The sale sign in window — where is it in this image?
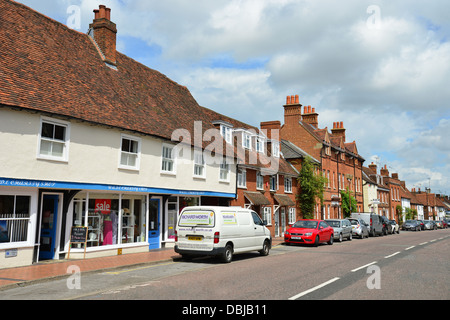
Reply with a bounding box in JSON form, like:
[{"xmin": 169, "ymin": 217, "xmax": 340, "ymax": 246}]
[{"xmin": 95, "ymin": 199, "xmax": 111, "ymax": 214}]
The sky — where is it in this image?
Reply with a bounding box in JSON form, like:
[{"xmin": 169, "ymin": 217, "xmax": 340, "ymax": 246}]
[{"xmin": 18, "ymin": 0, "xmax": 450, "ymax": 196}]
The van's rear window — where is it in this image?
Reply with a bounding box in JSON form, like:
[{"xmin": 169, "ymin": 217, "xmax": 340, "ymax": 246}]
[{"xmin": 179, "ymin": 211, "xmax": 215, "ymax": 227}]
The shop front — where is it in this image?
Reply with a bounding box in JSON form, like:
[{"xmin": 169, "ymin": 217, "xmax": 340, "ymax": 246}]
[{"xmin": 0, "ymin": 178, "xmax": 235, "ymax": 267}]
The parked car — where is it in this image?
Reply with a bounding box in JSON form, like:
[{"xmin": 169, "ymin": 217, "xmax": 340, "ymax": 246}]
[
  {"xmin": 417, "ymin": 220, "xmax": 425, "ymax": 230},
  {"xmin": 435, "ymin": 220, "xmax": 443, "ymax": 229},
  {"xmin": 380, "ymin": 216, "xmax": 393, "ymax": 235},
  {"xmin": 389, "ymin": 220, "xmax": 400, "ymax": 234},
  {"xmin": 442, "ymin": 220, "xmax": 448, "ymax": 228},
  {"xmin": 351, "ymin": 213, "xmax": 383, "ymax": 237},
  {"xmin": 285, "ymin": 219, "xmax": 334, "ymax": 246},
  {"xmin": 402, "ymin": 220, "xmax": 421, "ymax": 231},
  {"xmin": 348, "ymin": 218, "xmax": 370, "ymax": 239},
  {"xmin": 325, "ymin": 219, "xmax": 353, "ymax": 242},
  {"xmin": 423, "ymin": 220, "xmax": 437, "ymax": 230}
]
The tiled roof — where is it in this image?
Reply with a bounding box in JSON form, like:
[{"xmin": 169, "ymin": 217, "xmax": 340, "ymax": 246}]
[{"xmin": 0, "ymin": 0, "xmax": 251, "ymax": 146}]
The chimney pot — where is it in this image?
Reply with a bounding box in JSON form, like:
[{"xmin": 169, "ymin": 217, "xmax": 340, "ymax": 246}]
[
  {"xmin": 295, "ymin": 95, "xmax": 299, "ymax": 104},
  {"xmin": 312, "ymin": 107, "xmax": 315, "ymax": 113},
  {"xmin": 286, "ymin": 96, "xmax": 291, "ymax": 105},
  {"xmin": 90, "ymin": 5, "xmax": 117, "ymax": 65},
  {"xmin": 340, "ymin": 121, "xmax": 344, "ymax": 129},
  {"xmin": 99, "ymin": 5, "xmax": 106, "ymax": 19}
]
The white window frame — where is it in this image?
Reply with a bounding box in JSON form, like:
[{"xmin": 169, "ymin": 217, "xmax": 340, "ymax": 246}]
[
  {"xmin": 37, "ymin": 117, "xmax": 70, "ymax": 162},
  {"xmin": 119, "ymin": 134, "xmax": 141, "ymax": 170},
  {"xmin": 271, "ymin": 141, "xmax": 280, "ymax": 158},
  {"xmin": 243, "ymin": 132, "xmax": 252, "ymax": 150},
  {"xmin": 221, "ymin": 125, "xmax": 233, "ymax": 144},
  {"xmin": 237, "ymin": 168, "xmax": 247, "ymax": 188},
  {"xmin": 0, "ymin": 190, "xmax": 37, "ymax": 249},
  {"xmin": 219, "ymin": 159, "xmax": 230, "ymax": 183},
  {"xmin": 256, "ymin": 136, "xmax": 265, "ymax": 154},
  {"xmin": 193, "ymin": 151, "xmax": 206, "ymax": 179},
  {"xmin": 270, "ymin": 174, "xmax": 278, "ymax": 192},
  {"xmin": 256, "ymin": 171, "xmax": 264, "ymax": 190},
  {"xmin": 161, "ymin": 144, "xmax": 176, "ymax": 175},
  {"xmin": 284, "ymin": 177, "xmax": 292, "ymax": 193},
  {"xmin": 288, "ymin": 207, "xmax": 296, "ymax": 224},
  {"xmin": 263, "ymin": 206, "xmax": 272, "ymax": 226}
]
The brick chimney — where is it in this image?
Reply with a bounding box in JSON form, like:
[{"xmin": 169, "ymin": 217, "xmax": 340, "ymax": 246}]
[
  {"xmin": 302, "ymin": 105, "xmax": 319, "ymax": 128},
  {"xmin": 380, "ymin": 165, "xmax": 389, "ymax": 177},
  {"xmin": 283, "ymin": 95, "xmax": 302, "ymax": 127},
  {"xmin": 331, "ymin": 121, "xmax": 346, "ymax": 142},
  {"xmin": 260, "ymin": 121, "xmax": 281, "ymax": 141},
  {"xmin": 368, "ymin": 162, "xmax": 377, "ymax": 175},
  {"xmin": 89, "ymin": 5, "xmax": 117, "ymax": 65}
]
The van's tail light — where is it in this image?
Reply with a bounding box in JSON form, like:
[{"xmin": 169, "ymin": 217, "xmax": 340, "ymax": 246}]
[
  {"xmin": 175, "ymin": 230, "xmax": 178, "ymax": 242},
  {"xmin": 370, "ymin": 218, "xmax": 372, "ymax": 225},
  {"xmin": 214, "ymin": 232, "xmax": 220, "ymax": 244}
]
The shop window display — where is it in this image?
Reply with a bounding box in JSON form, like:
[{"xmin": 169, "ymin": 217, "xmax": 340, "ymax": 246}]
[{"xmin": 72, "ymin": 193, "xmax": 147, "ymax": 247}]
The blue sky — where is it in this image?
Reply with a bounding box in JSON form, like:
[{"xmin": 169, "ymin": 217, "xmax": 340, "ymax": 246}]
[{"xmin": 18, "ymin": 0, "xmax": 450, "ymax": 195}]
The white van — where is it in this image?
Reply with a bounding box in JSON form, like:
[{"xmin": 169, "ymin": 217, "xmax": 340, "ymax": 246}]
[
  {"xmin": 174, "ymin": 206, "xmax": 272, "ymax": 263},
  {"xmin": 351, "ymin": 212, "xmax": 383, "ymax": 237}
]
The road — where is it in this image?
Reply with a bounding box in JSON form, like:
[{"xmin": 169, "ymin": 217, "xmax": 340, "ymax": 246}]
[{"xmin": 1, "ymin": 229, "xmax": 449, "ymax": 302}]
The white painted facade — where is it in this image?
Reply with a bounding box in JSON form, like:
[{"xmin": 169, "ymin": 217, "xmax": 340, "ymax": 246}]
[{"xmin": 0, "ymin": 108, "xmax": 237, "ymax": 268}]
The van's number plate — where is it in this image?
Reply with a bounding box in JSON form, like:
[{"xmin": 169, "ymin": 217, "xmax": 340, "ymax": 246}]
[{"xmin": 188, "ymin": 236, "xmax": 203, "ymax": 241}]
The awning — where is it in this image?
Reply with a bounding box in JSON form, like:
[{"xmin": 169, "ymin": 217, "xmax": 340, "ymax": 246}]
[
  {"xmin": 274, "ymin": 194, "xmax": 295, "ymax": 207},
  {"xmin": 244, "ymin": 191, "xmax": 271, "ymax": 206}
]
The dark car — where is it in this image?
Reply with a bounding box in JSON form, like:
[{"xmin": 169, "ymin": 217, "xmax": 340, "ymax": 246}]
[
  {"xmin": 380, "ymin": 216, "xmax": 393, "ymax": 235},
  {"xmin": 416, "ymin": 220, "xmax": 425, "ymax": 230},
  {"xmin": 402, "ymin": 220, "xmax": 421, "ymax": 231}
]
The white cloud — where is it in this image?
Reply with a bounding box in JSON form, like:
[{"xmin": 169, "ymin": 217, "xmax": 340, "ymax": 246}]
[{"xmin": 16, "ymin": 0, "xmax": 450, "ymax": 194}]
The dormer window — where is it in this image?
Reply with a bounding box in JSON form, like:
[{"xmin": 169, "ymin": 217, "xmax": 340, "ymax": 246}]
[
  {"xmin": 272, "ymin": 141, "xmax": 280, "ymax": 158},
  {"xmin": 256, "ymin": 136, "xmax": 265, "ymax": 154},
  {"xmin": 221, "ymin": 125, "xmax": 233, "ymax": 144},
  {"xmin": 243, "ymin": 132, "xmax": 252, "ymax": 150}
]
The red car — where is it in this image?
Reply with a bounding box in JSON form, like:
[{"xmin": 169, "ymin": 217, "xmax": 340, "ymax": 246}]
[{"xmin": 285, "ymin": 219, "xmax": 334, "ymax": 246}]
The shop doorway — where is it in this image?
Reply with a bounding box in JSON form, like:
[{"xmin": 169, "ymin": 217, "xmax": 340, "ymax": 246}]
[
  {"xmin": 148, "ymin": 198, "xmax": 160, "ymax": 250},
  {"xmin": 39, "ymin": 194, "xmax": 60, "ymax": 260}
]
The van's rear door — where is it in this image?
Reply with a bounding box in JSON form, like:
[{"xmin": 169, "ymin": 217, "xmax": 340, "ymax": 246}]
[{"xmin": 177, "ymin": 210, "xmax": 215, "ymax": 252}]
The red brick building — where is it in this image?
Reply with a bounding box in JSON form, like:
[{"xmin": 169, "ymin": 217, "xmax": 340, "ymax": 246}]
[
  {"xmin": 277, "ymin": 95, "xmax": 365, "ymax": 219},
  {"xmin": 229, "ymin": 121, "xmax": 299, "ymax": 238}
]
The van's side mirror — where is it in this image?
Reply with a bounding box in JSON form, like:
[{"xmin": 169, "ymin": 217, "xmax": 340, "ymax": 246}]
[{"xmin": 263, "ymin": 220, "xmax": 268, "ymax": 226}]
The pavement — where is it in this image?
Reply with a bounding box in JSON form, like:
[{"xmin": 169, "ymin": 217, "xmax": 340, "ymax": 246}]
[{"xmin": 0, "ymin": 237, "xmax": 285, "ymax": 291}]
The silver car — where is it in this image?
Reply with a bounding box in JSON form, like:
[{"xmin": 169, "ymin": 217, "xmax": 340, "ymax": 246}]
[
  {"xmin": 424, "ymin": 220, "xmax": 437, "ymax": 230},
  {"xmin": 325, "ymin": 219, "xmax": 353, "ymax": 242},
  {"xmin": 349, "ymin": 218, "xmax": 370, "ymax": 239}
]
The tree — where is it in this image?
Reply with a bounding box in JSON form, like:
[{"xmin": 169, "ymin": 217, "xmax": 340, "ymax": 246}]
[
  {"xmin": 340, "ymin": 188, "xmax": 357, "ymax": 218},
  {"xmin": 297, "ymin": 157, "xmax": 327, "ymax": 219}
]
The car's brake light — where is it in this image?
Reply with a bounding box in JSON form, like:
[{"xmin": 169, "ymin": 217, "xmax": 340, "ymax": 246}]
[
  {"xmin": 214, "ymin": 232, "xmax": 220, "ymax": 244},
  {"xmin": 370, "ymin": 218, "xmax": 372, "ymax": 225},
  {"xmin": 175, "ymin": 230, "xmax": 178, "ymax": 242}
]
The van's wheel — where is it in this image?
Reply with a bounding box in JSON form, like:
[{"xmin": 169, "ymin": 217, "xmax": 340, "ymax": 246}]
[
  {"xmin": 338, "ymin": 233, "xmax": 343, "ymax": 242},
  {"xmin": 222, "ymin": 244, "xmax": 233, "ymax": 263},
  {"xmin": 260, "ymin": 240, "xmax": 270, "ymax": 256}
]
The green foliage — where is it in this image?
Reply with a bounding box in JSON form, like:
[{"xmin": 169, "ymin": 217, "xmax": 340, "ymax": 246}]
[
  {"xmin": 296, "ymin": 157, "xmax": 327, "ymax": 219},
  {"xmin": 340, "ymin": 188, "xmax": 357, "ymax": 218},
  {"xmin": 404, "ymin": 207, "xmax": 417, "ymax": 220}
]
